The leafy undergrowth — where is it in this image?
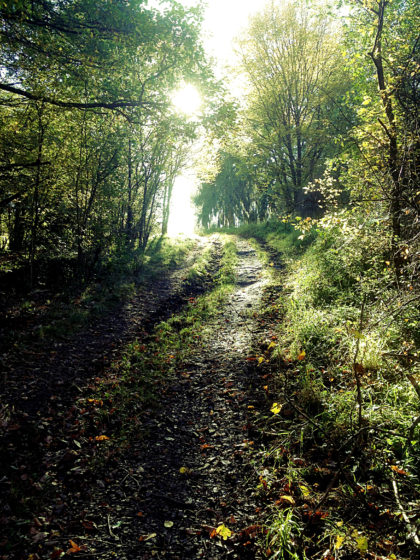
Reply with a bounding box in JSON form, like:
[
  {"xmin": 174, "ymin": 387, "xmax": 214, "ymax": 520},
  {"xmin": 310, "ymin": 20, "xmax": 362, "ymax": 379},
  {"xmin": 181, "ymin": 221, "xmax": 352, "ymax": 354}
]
[
  {"xmin": 161, "ymin": 223, "xmax": 419, "ymax": 559},
  {"xmin": 232, "ymin": 222, "xmax": 419, "ymax": 560}
]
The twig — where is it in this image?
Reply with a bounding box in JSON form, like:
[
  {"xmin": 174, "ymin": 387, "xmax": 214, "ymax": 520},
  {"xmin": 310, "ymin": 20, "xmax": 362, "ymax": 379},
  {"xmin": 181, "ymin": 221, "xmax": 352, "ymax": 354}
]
[
  {"xmin": 407, "ymin": 373, "xmax": 420, "ymax": 400},
  {"xmin": 353, "ymin": 295, "xmax": 367, "ymax": 430},
  {"xmin": 284, "ymin": 397, "xmax": 325, "ymax": 433},
  {"xmin": 107, "ymin": 515, "xmax": 120, "ymax": 541},
  {"xmin": 390, "ymin": 470, "xmax": 420, "ymax": 546}
]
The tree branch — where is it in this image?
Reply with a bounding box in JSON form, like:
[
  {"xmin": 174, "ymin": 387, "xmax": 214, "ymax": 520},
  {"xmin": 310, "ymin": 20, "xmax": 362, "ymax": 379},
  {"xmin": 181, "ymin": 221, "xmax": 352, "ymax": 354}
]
[{"xmin": 0, "ymin": 83, "xmax": 155, "ymax": 111}]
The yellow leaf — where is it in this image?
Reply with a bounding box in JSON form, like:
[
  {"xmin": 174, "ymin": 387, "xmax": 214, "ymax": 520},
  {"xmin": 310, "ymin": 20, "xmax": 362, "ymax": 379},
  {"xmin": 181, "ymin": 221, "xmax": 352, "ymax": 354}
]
[
  {"xmin": 95, "ymin": 435, "xmax": 109, "ymax": 441},
  {"xmin": 297, "ymin": 350, "xmax": 306, "ymax": 361},
  {"xmin": 164, "ymin": 521, "xmax": 174, "ymax": 528},
  {"xmin": 280, "ymin": 495, "xmax": 295, "ymax": 504},
  {"xmin": 216, "ymin": 524, "xmax": 232, "ymax": 540},
  {"xmin": 179, "ymin": 466, "xmax": 189, "ymax": 474},
  {"xmin": 269, "ymin": 262, "xmax": 274, "ymax": 266},
  {"xmin": 355, "ymin": 535, "xmax": 368, "ymax": 554},
  {"xmin": 270, "ymin": 403, "xmax": 281, "ymax": 415},
  {"xmin": 258, "ymin": 356, "xmax": 265, "ymax": 364},
  {"xmin": 299, "ymin": 484, "xmax": 310, "ymax": 497},
  {"xmin": 335, "ymin": 534, "xmax": 345, "ymax": 549},
  {"xmin": 268, "ymin": 341, "xmax": 276, "ymax": 350}
]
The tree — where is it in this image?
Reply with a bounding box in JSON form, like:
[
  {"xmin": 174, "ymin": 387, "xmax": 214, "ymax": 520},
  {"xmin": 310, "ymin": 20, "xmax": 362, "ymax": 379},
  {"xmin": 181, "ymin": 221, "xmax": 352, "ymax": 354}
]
[
  {"xmin": 237, "ymin": 0, "xmax": 351, "ymax": 214},
  {"xmin": 0, "ymin": 0, "xmax": 210, "ymax": 284},
  {"xmin": 342, "ymin": 0, "xmax": 420, "ymax": 278}
]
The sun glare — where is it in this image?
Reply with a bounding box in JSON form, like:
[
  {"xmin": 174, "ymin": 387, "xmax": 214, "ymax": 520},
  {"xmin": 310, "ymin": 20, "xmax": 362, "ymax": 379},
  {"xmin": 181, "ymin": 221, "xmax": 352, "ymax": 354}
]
[
  {"xmin": 172, "ymin": 84, "xmax": 202, "ymax": 116},
  {"xmin": 167, "ymin": 173, "xmax": 197, "ymax": 236}
]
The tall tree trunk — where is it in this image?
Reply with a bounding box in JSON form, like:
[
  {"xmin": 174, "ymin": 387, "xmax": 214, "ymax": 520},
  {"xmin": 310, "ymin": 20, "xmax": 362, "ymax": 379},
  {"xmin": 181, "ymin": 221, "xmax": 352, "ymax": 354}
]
[
  {"xmin": 29, "ymin": 105, "xmax": 45, "ymax": 287},
  {"xmin": 369, "ymin": 0, "xmax": 402, "ymax": 278},
  {"xmin": 126, "ymin": 138, "xmax": 134, "ymax": 245}
]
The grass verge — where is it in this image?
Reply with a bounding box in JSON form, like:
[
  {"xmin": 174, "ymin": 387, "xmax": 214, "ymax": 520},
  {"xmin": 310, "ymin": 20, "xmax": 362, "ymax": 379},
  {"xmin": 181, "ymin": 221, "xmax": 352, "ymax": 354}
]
[{"xmin": 233, "ymin": 220, "xmax": 419, "ymax": 560}]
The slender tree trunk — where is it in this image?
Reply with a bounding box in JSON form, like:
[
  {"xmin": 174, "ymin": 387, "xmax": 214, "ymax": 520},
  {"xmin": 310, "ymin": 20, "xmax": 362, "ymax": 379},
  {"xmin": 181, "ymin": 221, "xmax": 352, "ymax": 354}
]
[
  {"xmin": 369, "ymin": 0, "xmax": 402, "ymax": 277},
  {"xmin": 126, "ymin": 138, "xmax": 133, "ymax": 245},
  {"xmin": 29, "ymin": 105, "xmax": 45, "ymax": 287}
]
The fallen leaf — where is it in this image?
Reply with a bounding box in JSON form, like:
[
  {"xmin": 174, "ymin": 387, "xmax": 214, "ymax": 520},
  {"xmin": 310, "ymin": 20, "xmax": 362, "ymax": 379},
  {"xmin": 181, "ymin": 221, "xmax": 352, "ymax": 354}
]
[
  {"xmin": 94, "ymin": 435, "xmax": 109, "ymax": 441},
  {"xmin": 66, "ymin": 540, "xmax": 81, "ymax": 554},
  {"xmin": 270, "ymin": 403, "xmax": 281, "ymax": 415},
  {"xmin": 138, "ymin": 533, "xmax": 156, "ymax": 542},
  {"xmin": 297, "ymin": 350, "xmax": 306, "ymax": 361},
  {"xmin": 355, "ymin": 535, "xmax": 368, "ymax": 554},
  {"xmin": 216, "ymin": 524, "xmax": 232, "ymax": 540},
  {"xmin": 335, "ymin": 534, "xmax": 345, "ymax": 549},
  {"xmin": 164, "ymin": 521, "xmax": 174, "ymax": 528},
  {"xmin": 390, "ymin": 465, "xmax": 408, "ymax": 476},
  {"xmin": 280, "ymin": 495, "xmax": 295, "ymax": 505},
  {"xmin": 299, "ymin": 484, "xmax": 311, "ymax": 497}
]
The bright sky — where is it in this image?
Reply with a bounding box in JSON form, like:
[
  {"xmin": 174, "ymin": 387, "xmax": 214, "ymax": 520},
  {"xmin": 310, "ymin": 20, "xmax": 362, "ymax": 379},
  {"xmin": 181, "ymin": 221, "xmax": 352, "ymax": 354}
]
[
  {"xmin": 160, "ymin": 0, "xmax": 271, "ymax": 235},
  {"xmin": 201, "ymin": 0, "xmax": 270, "ymax": 69}
]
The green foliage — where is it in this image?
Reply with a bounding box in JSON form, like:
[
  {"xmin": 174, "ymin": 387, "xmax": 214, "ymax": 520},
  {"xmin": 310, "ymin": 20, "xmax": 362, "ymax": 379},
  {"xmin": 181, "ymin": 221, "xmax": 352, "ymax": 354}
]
[
  {"xmin": 236, "ymin": 0, "xmax": 352, "ymax": 216},
  {"xmin": 264, "ymin": 508, "xmax": 305, "ymax": 560},
  {"xmin": 0, "ymin": 0, "xmax": 216, "ymax": 286}
]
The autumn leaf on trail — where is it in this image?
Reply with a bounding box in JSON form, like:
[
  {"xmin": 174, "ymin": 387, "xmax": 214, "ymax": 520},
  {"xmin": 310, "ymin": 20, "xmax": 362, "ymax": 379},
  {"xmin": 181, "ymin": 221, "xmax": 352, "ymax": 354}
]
[
  {"xmin": 390, "ymin": 465, "xmax": 409, "ymax": 476},
  {"xmin": 179, "ymin": 466, "xmax": 191, "ymax": 474},
  {"xmin": 280, "ymin": 495, "xmax": 295, "ymax": 505},
  {"xmin": 297, "ymin": 350, "xmax": 306, "ymax": 361},
  {"xmin": 335, "ymin": 534, "xmax": 345, "ymax": 550},
  {"xmin": 353, "ymin": 532, "xmax": 368, "ymax": 554},
  {"xmin": 95, "ymin": 435, "xmax": 109, "ymax": 441},
  {"xmin": 299, "ymin": 484, "xmax": 311, "ymax": 497},
  {"xmin": 258, "ymin": 356, "xmax": 265, "ymax": 364},
  {"xmin": 216, "ymin": 524, "xmax": 232, "ymax": 540},
  {"xmin": 270, "ymin": 402, "xmax": 281, "ymax": 415},
  {"xmin": 268, "ymin": 341, "xmax": 276, "ymax": 350},
  {"xmin": 138, "ymin": 533, "xmax": 157, "ymax": 542},
  {"xmin": 67, "ymin": 540, "xmax": 81, "ymax": 554}
]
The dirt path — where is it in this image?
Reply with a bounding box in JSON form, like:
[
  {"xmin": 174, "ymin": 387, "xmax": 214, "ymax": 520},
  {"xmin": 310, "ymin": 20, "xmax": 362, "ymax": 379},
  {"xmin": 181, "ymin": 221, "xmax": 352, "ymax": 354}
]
[
  {"xmin": 1, "ymin": 236, "xmax": 280, "ymax": 559},
  {"xmin": 74, "ymin": 238, "xmax": 273, "ymax": 559},
  {"xmin": 0, "ymin": 236, "xmax": 220, "ymax": 415}
]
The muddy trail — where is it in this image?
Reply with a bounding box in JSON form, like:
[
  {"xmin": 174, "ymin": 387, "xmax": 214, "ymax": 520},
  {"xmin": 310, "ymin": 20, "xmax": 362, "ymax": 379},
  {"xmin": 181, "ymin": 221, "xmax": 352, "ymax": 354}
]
[{"xmin": 0, "ymin": 236, "xmax": 282, "ymax": 560}]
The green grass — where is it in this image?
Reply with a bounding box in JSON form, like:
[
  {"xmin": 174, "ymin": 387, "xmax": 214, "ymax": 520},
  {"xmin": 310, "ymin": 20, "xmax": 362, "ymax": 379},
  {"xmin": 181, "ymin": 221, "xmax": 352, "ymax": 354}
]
[{"xmin": 224, "ymin": 217, "xmax": 420, "ymax": 559}]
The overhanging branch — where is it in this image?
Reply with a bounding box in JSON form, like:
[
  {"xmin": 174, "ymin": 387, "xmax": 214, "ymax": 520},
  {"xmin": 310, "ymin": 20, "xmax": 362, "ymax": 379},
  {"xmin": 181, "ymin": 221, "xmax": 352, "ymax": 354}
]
[{"xmin": 0, "ymin": 83, "xmax": 153, "ymax": 111}]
